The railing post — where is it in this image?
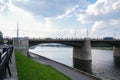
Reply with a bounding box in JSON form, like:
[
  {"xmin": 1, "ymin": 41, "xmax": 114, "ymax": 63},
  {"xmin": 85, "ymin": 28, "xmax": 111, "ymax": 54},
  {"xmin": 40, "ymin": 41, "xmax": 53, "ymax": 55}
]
[
  {"xmin": 0, "ymin": 46, "xmax": 13, "ymax": 80},
  {"xmin": 6, "ymin": 47, "xmax": 12, "ymax": 77},
  {"xmin": 0, "ymin": 52, "xmax": 1, "ymax": 63},
  {"xmin": 0, "ymin": 48, "xmax": 2, "ymax": 80},
  {"xmin": 0, "ymin": 49, "xmax": 2, "ymax": 63}
]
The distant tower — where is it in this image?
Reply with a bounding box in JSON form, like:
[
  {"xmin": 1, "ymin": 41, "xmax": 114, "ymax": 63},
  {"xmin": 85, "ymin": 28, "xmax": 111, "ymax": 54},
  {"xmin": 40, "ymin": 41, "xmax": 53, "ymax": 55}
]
[{"xmin": 17, "ymin": 21, "xmax": 19, "ymax": 38}]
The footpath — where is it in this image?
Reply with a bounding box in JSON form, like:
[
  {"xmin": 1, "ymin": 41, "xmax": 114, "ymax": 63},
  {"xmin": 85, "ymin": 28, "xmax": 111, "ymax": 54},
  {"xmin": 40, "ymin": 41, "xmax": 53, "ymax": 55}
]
[
  {"xmin": 29, "ymin": 52, "xmax": 101, "ymax": 80},
  {"xmin": 4, "ymin": 52, "xmax": 18, "ymax": 80}
]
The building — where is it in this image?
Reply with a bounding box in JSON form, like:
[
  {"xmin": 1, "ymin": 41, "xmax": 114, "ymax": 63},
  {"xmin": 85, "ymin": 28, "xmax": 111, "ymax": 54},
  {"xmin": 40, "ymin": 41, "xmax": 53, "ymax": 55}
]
[
  {"xmin": 0, "ymin": 31, "xmax": 3, "ymax": 44},
  {"xmin": 0, "ymin": 31, "xmax": 3, "ymax": 39},
  {"xmin": 13, "ymin": 37, "xmax": 29, "ymax": 49}
]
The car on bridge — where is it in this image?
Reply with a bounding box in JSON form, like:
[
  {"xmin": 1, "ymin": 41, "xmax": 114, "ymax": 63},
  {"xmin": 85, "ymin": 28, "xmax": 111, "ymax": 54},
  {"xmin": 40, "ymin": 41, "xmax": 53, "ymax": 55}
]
[
  {"xmin": 45, "ymin": 38, "xmax": 53, "ymax": 40},
  {"xmin": 103, "ymin": 37, "xmax": 114, "ymax": 40}
]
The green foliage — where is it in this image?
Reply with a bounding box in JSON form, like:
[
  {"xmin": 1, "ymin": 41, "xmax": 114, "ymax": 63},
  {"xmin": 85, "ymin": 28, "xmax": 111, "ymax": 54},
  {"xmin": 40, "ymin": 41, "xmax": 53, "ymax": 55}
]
[{"xmin": 15, "ymin": 51, "xmax": 71, "ymax": 80}]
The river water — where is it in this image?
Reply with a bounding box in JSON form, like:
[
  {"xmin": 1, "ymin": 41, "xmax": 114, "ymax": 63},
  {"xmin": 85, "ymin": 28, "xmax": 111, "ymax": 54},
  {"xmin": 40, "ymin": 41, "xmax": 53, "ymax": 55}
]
[{"xmin": 29, "ymin": 45, "xmax": 120, "ymax": 80}]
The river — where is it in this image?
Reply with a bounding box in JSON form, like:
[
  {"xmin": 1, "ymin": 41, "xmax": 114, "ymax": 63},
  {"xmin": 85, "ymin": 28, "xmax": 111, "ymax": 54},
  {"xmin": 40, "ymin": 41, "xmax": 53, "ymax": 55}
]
[{"xmin": 29, "ymin": 45, "xmax": 120, "ymax": 80}]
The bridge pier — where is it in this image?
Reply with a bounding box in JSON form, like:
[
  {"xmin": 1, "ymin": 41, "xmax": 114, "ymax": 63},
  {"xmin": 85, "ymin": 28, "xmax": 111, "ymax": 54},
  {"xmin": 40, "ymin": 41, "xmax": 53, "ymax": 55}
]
[
  {"xmin": 73, "ymin": 39, "xmax": 92, "ymax": 73},
  {"xmin": 113, "ymin": 46, "xmax": 120, "ymax": 66}
]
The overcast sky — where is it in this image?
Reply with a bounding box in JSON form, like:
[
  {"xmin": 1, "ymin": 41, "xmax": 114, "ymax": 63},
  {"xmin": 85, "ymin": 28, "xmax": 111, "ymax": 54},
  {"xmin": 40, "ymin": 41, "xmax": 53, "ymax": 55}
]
[{"xmin": 0, "ymin": 0, "xmax": 120, "ymax": 38}]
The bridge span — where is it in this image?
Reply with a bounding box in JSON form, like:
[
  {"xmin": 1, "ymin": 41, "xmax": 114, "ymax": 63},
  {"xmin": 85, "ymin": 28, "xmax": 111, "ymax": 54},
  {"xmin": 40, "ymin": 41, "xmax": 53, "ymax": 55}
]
[
  {"xmin": 8, "ymin": 38, "xmax": 120, "ymax": 69},
  {"xmin": 29, "ymin": 38, "xmax": 120, "ymax": 47}
]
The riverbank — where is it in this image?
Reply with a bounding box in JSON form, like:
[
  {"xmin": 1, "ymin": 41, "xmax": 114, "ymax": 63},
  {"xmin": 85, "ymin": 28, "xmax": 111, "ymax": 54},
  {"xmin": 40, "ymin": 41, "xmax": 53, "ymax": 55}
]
[
  {"xmin": 29, "ymin": 52, "xmax": 101, "ymax": 80},
  {"xmin": 15, "ymin": 51, "xmax": 71, "ymax": 80}
]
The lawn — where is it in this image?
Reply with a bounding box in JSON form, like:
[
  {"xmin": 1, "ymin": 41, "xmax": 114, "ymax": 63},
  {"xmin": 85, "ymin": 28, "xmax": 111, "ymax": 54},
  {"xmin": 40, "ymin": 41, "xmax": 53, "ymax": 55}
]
[{"xmin": 15, "ymin": 51, "xmax": 71, "ymax": 80}]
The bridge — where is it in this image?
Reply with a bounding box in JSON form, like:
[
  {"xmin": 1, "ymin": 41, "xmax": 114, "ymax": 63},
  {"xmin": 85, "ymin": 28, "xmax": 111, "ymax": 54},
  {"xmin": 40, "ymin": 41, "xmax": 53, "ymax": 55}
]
[
  {"xmin": 29, "ymin": 38, "xmax": 120, "ymax": 47},
  {"xmin": 29, "ymin": 38, "xmax": 120, "ymax": 65},
  {"xmin": 6, "ymin": 37, "xmax": 120, "ymax": 69}
]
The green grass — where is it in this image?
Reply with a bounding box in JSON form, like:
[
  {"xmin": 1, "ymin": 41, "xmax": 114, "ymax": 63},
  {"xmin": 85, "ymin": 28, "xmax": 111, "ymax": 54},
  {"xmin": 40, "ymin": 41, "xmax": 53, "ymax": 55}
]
[{"xmin": 15, "ymin": 51, "xmax": 71, "ymax": 80}]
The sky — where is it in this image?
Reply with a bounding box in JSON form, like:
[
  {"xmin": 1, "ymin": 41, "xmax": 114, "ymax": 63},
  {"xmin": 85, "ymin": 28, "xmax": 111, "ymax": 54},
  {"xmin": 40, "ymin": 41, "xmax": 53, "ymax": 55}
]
[{"xmin": 0, "ymin": 0, "xmax": 120, "ymax": 38}]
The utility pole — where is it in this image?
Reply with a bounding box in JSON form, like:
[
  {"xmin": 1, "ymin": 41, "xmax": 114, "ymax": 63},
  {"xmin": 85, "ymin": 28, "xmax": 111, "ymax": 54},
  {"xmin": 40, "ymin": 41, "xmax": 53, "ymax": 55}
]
[
  {"xmin": 16, "ymin": 20, "xmax": 20, "ymax": 48},
  {"xmin": 86, "ymin": 26, "xmax": 88, "ymax": 38},
  {"xmin": 74, "ymin": 29, "xmax": 76, "ymax": 39},
  {"xmin": 114, "ymin": 32, "xmax": 116, "ymax": 39},
  {"xmin": 17, "ymin": 20, "xmax": 19, "ymax": 38}
]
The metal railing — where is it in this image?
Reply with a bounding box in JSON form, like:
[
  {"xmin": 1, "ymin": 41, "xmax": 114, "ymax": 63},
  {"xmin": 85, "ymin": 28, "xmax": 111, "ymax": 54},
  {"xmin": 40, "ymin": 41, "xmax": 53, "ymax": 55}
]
[{"xmin": 0, "ymin": 46, "xmax": 13, "ymax": 80}]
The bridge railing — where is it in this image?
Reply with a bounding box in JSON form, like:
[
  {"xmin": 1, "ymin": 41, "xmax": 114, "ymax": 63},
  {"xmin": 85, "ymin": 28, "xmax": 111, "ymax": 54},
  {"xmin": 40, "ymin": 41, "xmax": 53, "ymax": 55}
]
[
  {"xmin": 29, "ymin": 38, "xmax": 86, "ymax": 41},
  {"xmin": 29, "ymin": 38, "xmax": 105, "ymax": 41},
  {"xmin": 0, "ymin": 45, "xmax": 13, "ymax": 80}
]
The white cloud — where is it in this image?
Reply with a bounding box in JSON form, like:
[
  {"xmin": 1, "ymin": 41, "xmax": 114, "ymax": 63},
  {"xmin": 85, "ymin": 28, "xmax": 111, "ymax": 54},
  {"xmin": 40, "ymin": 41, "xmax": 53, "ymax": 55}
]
[
  {"xmin": 12, "ymin": 0, "xmax": 89, "ymax": 18},
  {"xmin": 77, "ymin": 0, "xmax": 120, "ymax": 23},
  {"xmin": 76, "ymin": 0, "xmax": 120, "ymax": 38},
  {"xmin": 56, "ymin": 5, "xmax": 79, "ymax": 19},
  {"xmin": 0, "ymin": 0, "xmax": 91, "ymax": 38},
  {"xmin": 4, "ymin": 0, "xmax": 120, "ymax": 38},
  {"xmin": 92, "ymin": 20, "xmax": 120, "ymax": 32},
  {"xmin": 90, "ymin": 20, "xmax": 120, "ymax": 38},
  {"xmin": 0, "ymin": 0, "xmax": 8, "ymax": 12}
]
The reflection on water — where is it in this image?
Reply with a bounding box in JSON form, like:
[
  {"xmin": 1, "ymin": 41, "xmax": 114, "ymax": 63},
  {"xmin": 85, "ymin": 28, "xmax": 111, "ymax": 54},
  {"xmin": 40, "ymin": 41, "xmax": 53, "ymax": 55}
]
[
  {"xmin": 73, "ymin": 58, "xmax": 92, "ymax": 74},
  {"xmin": 29, "ymin": 46, "xmax": 120, "ymax": 80},
  {"xmin": 114, "ymin": 56, "xmax": 120, "ymax": 67},
  {"xmin": 92, "ymin": 49, "xmax": 120, "ymax": 80}
]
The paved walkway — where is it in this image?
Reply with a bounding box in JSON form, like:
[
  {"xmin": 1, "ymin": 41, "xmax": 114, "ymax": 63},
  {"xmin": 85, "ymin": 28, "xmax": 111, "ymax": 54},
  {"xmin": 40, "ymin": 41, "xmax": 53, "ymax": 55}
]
[
  {"xmin": 29, "ymin": 52, "xmax": 101, "ymax": 80},
  {"xmin": 4, "ymin": 52, "xmax": 18, "ymax": 80}
]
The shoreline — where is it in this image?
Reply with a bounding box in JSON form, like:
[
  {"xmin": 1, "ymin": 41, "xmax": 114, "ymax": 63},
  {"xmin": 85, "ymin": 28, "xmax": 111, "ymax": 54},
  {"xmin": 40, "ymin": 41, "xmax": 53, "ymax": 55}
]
[{"xmin": 29, "ymin": 51, "xmax": 101, "ymax": 80}]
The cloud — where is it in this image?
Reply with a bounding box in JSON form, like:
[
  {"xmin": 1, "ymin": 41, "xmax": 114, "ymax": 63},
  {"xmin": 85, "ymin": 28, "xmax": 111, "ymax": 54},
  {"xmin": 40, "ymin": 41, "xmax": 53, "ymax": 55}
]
[
  {"xmin": 12, "ymin": 0, "xmax": 89, "ymax": 18},
  {"xmin": 89, "ymin": 20, "xmax": 120, "ymax": 38},
  {"xmin": 76, "ymin": 0, "xmax": 120, "ymax": 38},
  {"xmin": 4, "ymin": 0, "xmax": 116, "ymax": 38},
  {"xmin": 56, "ymin": 5, "xmax": 80, "ymax": 19},
  {"xmin": 0, "ymin": 0, "xmax": 9, "ymax": 12},
  {"xmin": 77, "ymin": 0, "xmax": 120, "ymax": 23},
  {"xmin": 92, "ymin": 20, "xmax": 120, "ymax": 32}
]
